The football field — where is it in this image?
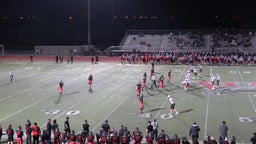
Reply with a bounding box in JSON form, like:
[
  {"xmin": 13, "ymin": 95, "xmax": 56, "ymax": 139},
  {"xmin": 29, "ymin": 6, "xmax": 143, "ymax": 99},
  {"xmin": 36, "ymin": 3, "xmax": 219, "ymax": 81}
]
[{"xmin": 0, "ymin": 59, "xmax": 256, "ymax": 143}]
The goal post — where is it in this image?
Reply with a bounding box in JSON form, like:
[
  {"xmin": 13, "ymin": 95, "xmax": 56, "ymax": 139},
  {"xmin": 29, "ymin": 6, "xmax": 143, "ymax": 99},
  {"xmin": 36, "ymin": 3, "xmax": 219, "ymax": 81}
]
[{"xmin": 0, "ymin": 44, "xmax": 4, "ymax": 56}]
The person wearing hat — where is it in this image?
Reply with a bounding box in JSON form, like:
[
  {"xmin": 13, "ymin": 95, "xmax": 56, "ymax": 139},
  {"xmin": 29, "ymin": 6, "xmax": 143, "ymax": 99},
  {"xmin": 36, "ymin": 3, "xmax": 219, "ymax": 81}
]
[{"xmin": 168, "ymin": 95, "xmax": 179, "ymax": 115}]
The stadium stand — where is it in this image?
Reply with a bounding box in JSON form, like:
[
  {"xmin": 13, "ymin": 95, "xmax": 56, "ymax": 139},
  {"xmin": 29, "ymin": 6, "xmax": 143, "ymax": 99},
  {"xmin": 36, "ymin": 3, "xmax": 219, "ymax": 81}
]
[{"xmin": 105, "ymin": 29, "xmax": 256, "ymax": 55}]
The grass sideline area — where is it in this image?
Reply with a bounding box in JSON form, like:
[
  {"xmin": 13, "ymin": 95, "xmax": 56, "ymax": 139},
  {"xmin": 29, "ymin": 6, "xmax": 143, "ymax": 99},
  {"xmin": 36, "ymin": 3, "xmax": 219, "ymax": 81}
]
[{"xmin": 0, "ymin": 56, "xmax": 256, "ymax": 143}]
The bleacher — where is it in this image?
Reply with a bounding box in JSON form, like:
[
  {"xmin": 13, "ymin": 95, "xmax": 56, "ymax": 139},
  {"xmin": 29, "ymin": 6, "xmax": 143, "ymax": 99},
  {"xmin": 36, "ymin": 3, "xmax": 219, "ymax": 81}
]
[{"xmin": 105, "ymin": 29, "xmax": 256, "ymax": 54}]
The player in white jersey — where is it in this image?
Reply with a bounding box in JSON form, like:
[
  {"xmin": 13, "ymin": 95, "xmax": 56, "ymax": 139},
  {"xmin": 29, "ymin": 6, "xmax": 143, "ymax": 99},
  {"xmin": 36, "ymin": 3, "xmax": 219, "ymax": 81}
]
[
  {"xmin": 10, "ymin": 71, "xmax": 14, "ymax": 83},
  {"xmin": 216, "ymin": 74, "xmax": 221, "ymax": 88},
  {"xmin": 168, "ymin": 95, "xmax": 179, "ymax": 115},
  {"xmin": 198, "ymin": 64, "xmax": 202, "ymax": 73},
  {"xmin": 210, "ymin": 74, "xmax": 216, "ymax": 90},
  {"xmin": 193, "ymin": 68, "xmax": 198, "ymax": 79}
]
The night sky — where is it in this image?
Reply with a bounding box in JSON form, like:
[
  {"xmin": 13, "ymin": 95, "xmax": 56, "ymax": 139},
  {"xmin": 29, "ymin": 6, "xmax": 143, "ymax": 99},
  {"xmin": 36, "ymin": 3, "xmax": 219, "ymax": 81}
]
[{"xmin": 0, "ymin": 0, "xmax": 256, "ymax": 49}]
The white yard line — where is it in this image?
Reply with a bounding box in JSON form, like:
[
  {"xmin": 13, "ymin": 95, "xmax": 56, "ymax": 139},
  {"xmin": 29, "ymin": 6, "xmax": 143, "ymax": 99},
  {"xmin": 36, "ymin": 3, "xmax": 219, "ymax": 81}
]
[
  {"xmin": 40, "ymin": 94, "xmax": 91, "ymax": 128},
  {"xmin": 92, "ymin": 97, "xmax": 128, "ymax": 131},
  {"xmin": 40, "ymin": 64, "xmax": 125, "ymax": 128},
  {"xmin": 237, "ymin": 67, "xmax": 256, "ymax": 113},
  {"xmin": 91, "ymin": 64, "xmax": 146, "ymax": 131},
  {"xmin": 204, "ymin": 66, "xmax": 212, "ymax": 138},
  {"xmin": 0, "ymin": 64, "xmax": 114, "ymax": 123},
  {"xmin": 155, "ymin": 66, "xmax": 188, "ymax": 119},
  {"xmin": 0, "ymin": 94, "xmax": 57, "ymax": 122},
  {"xmin": 204, "ymin": 92, "xmax": 210, "ymax": 138}
]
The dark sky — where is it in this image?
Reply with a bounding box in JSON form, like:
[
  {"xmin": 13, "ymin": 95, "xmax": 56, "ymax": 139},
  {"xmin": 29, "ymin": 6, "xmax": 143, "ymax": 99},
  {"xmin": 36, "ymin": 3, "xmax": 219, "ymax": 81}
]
[
  {"xmin": 0, "ymin": 0, "xmax": 255, "ymax": 17},
  {"xmin": 1, "ymin": 0, "xmax": 256, "ymax": 48}
]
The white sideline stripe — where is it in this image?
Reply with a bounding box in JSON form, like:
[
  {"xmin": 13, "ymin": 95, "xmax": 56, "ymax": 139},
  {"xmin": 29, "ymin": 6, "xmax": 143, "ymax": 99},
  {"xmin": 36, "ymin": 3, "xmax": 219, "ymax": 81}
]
[
  {"xmin": 204, "ymin": 66, "xmax": 212, "ymax": 138},
  {"xmin": 237, "ymin": 67, "xmax": 256, "ymax": 113},
  {"xmin": 155, "ymin": 66, "xmax": 188, "ymax": 119}
]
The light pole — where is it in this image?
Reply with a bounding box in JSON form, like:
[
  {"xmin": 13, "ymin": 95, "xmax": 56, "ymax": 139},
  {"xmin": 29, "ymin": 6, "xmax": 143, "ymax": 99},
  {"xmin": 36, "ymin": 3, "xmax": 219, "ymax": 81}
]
[{"xmin": 88, "ymin": 0, "xmax": 91, "ymax": 55}]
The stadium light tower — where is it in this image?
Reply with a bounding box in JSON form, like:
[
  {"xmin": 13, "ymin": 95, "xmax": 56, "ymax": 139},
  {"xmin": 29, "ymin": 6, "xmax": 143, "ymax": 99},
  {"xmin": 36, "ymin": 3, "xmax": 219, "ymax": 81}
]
[{"xmin": 88, "ymin": 0, "xmax": 91, "ymax": 55}]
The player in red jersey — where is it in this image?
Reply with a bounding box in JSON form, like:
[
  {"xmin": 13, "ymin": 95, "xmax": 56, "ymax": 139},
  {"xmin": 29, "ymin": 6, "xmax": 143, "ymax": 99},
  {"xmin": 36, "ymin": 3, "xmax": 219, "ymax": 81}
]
[
  {"xmin": 139, "ymin": 94, "xmax": 144, "ymax": 113},
  {"xmin": 136, "ymin": 82, "xmax": 142, "ymax": 98},
  {"xmin": 58, "ymin": 80, "xmax": 64, "ymax": 95},
  {"xmin": 88, "ymin": 74, "xmax": 94, "ymax": 89},
  {"xmin": 159, "ymin": 74, "xmax": 164, "ymax": 90}
]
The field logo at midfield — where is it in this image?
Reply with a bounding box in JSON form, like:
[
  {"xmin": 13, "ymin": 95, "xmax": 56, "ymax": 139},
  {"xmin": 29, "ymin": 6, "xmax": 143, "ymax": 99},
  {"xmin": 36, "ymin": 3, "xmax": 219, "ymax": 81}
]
[{"xmin": 197, "ymin": 81, "xmax": 256, "ymax": 95}]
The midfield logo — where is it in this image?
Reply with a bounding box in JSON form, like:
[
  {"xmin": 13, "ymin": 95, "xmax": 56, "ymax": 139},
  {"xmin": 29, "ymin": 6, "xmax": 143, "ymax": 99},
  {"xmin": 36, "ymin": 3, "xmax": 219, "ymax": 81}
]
[{"xmin": 197, "ymin": 81, "xmax": 256, "ymax": 95}]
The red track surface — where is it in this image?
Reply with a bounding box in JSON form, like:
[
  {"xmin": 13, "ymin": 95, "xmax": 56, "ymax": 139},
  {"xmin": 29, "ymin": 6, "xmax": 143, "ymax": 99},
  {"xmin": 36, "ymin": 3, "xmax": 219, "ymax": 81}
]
[{"xmin": 0, "ymin": 55, "xmax": 120, "ymax": 62}]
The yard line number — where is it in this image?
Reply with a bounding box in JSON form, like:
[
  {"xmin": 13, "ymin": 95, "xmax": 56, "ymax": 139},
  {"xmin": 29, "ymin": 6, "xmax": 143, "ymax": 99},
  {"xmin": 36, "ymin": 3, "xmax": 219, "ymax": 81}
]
[{"xmin": 43, "ymin": 109, "xmax": 80, "ymax": 116}]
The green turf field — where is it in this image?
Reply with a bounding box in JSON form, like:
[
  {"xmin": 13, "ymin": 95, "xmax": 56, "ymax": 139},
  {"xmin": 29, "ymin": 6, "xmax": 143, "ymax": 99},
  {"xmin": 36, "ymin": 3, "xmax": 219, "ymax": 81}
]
[{"xmin": 0, "ymin": 60, "xmax": 256, "ymax": 143}]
